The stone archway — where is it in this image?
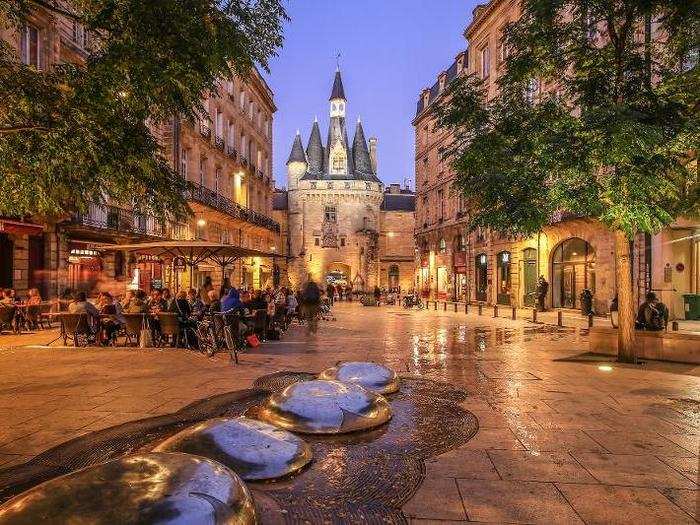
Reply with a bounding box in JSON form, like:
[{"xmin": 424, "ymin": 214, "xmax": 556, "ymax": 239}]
[
  {"xmin": 551, "ymin": 237, "xmax": 596, "ymax": 309},
  {"xmin": 325, "ymin": 262, "xmax": 352, "ymax": 287}
]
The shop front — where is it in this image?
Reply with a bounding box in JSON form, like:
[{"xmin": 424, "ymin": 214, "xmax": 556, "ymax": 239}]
[
  {"xmin": 551, "ymin": 237, "xmax": 596, "ymax": 309},
  {"xmin": 67, "ymin": 246, "xmax": 103, "ymax": 294},
  {"xmin": 419, "ymin": 252, "xmax": 430, "ymax": 298},
  {"xmin": 453, "ymin": 250, "xmax": 468, "ymax": 301},
  {"xmin": 496, "ymin": 251, "xmax": 512, "ymax": 305},
  {"xmin": 0, "ymin": 219, "xmax": 46, "ymax": 295},
  {"xmin": 522, "ymin": 247, "xmax": 537, "ymax": 306}
]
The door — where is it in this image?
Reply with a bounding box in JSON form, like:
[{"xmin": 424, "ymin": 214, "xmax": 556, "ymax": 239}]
[
  {"xmin": 562, "ymin": 266, "xmax": 575, "ymax": 308},
  {"xmin": 28, "ymin": 235, "xmax": 47, "ymax": 298},
  {"xmin": 522, "ymin": 248, "xmax": 537, "ymax": 306},
  {"xmin": 475, "ymin": 254, "xmax": 488, "ymax": 302},
  {"xmin": 0, "ymin": 233, "xmax": 12, "ymax": 289}
]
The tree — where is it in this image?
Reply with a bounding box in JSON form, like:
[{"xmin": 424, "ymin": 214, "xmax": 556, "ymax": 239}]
[
  {"xmin": 436, "ymin": 0, "xmax": 699, "ymax": 362},
  {"xmin": 0, "ymin": 0, "xmax": 287, "ymax": 221}
]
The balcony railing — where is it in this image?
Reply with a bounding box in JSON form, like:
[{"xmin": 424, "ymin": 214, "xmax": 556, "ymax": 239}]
[
  {"xmin": 257, "ymin": 169, "xmax": 264, "ymax": 179},
  {"xmin": 186, "ymin": 183, "xmax": 280, "ymax": 234},
  {"xmin": 73, "ymin": 204, "xmax": 168, "ymax": 238},
  {"xmin": 214, "ymin": 135, "xmax": 225, "ymax": 150},
  {"xmin": 241, "ymin": 157, "xmax": 249, "ymax": 168},
  {"xmin": 226, "ymin": 145, "xmax": 238, "ymax": 160},
  {"xmin": 199, "ymin": 124, "xmax": 211, "ymax": 139}
]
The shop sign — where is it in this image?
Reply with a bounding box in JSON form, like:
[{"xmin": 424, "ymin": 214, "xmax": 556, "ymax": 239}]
[
  {"xmin": 172, "ymin": 256, "xmax": 186, "ymax": 271},
  {"xmin": 453, "ymin": 252, "xmax": 467, "ymax": 267}
]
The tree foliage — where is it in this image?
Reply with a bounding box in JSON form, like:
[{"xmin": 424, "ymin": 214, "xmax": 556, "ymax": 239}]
[
  {"xmin": 436, "ymin": 0, "xmax": 699, "ymax": 240},
  {"xmin": 0, "ymin": 0, "xmax": 287, "ymax": 221}
]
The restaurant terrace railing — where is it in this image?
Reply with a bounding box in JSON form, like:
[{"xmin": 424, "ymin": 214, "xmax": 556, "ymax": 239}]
[{"xmin": 186, "ymin": 183, "xmax": 280, "ymax": 234}]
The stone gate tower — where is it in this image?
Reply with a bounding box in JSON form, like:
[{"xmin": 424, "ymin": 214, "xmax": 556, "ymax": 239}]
[{"xmin": 285, "ymin": 69, "xmax": 384, "ymax": 290}]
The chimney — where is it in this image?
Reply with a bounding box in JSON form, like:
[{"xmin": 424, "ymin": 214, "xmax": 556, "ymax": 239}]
[{"xmin": 368, "ymin": 137, "xmax": 378, "ymax": 173}]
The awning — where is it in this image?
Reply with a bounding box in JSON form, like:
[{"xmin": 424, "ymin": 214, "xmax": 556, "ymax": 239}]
[
  {"xmin": 0, "ymin": 219, "xmax": 44, "ymax": 236},
  {"xmin": 95, "ymin": 240, "xmax": 284, "ymax": 270}
]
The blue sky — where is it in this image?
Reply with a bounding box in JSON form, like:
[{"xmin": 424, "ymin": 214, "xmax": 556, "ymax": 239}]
[{"xmin": 263, "ymin": 0, "xmax": 477, "ymax": 189}]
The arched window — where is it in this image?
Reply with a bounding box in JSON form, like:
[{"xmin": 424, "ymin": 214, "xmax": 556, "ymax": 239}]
[
  {"xmin": 551, "ymin": 238, "xmax": 596, "ymax": 309},
  {"xmin": 496, "ymin": 251, "xmax": 512, "ymax": 305},
  {"xmin": 438, "ymin": 238, "xmax": 446, "ymax": 253},
  {"xmin": 475, "ymin": 253, "xmax": 488, "ymax": 301}
]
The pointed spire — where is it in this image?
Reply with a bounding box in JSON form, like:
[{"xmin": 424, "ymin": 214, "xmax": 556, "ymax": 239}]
[
  {"xmin": 352, "ymin": 119, "xmax": 372, "ymax": 174},
  {"xmin": 286, "ymin": 132, "xmax": 306, "ymax": 165},
  {"xmin": 329, "ymin": 69, "xmax": 346, "ymax": 101},
  {"xmin": 306, "ymin": 120, "xmax": 324, "ymax": 173}
]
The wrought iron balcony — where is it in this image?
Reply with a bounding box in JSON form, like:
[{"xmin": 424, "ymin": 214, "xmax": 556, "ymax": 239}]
[
  {"xmin": 241, "ymin": 157, "xmax": 249, "ymax": 168},
  {"xmin": 257, "ymin": 169, "xmax": 264, "ymax": 179},
  {"xmin": 73, "ymin": 204, "xmax": 167, "ymax": 237},
  {"xmin": 226, "ymin": 146, "xmax": 238, "ymax": 160},
  {"xmin": 186, "ymin": 183, "xmax": 280, "ymax": 234},
  {"xmin": 215, "ymin": 135, "xmax": 225, "ymax": 150},
  {"xmin": 199, "ymin": 124, "xmax": 211, "ymax": 139}
]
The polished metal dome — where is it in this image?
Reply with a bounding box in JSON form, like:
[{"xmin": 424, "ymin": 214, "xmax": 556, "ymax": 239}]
[
  {"xmin": 154, "ymin": 417, "xmax": 312, "ymax": 480},
  {"xmin": 256, "ymin": 379, "xmax": 392, "ymax": 434},
  {"xmin": 0, "ymin": 452, "xmax": 256, "ymax": 525},
  {"xmin": 318, "ymin": 361, "xmax": 400, "ymax": 394}
]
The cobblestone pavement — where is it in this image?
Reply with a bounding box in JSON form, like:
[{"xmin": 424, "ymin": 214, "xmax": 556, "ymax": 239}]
[{"xmin": 0, "ymin": 303, "xmax": 698, "ymax": 523}]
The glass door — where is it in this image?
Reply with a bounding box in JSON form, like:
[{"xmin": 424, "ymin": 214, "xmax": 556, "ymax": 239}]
[{"xmin": 523, "ymin": 248, "xmax": 537, "ymax": 306}]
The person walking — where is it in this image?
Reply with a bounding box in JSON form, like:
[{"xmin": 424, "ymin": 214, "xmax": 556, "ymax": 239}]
[
  {"xmin": 301, "ymin": 281, "xmax": 321, "ymax": 335},
  {"xmin": 326, "ymin": 283, "xmax": 335, "ymax": 306}
]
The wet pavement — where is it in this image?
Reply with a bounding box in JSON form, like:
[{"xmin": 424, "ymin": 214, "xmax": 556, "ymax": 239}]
[{"xmin": 0, "ymin": 302, "xmax": 698, "ymax": 523}]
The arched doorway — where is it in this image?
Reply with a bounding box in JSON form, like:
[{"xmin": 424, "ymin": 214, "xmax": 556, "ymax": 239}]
[
  {"xmin": 388, "ymin": 264, "xmax": 399, "ymax": 290},
  {"xmin": 551, "ymin": 238, "xmax": 596, "ymax": 309},
  {"xmin": 522, "ymin": 248, "xmax": 537, "ymax": 306},
  {"xmin": 0, "ymin": 233, "xmax": 13, "ymax": 289},
  {"xmin": 475, "ymin": 253, "xmax": 488, "ymax": 302},
  {"xmin": 496, "ymin": 251, "xmax": 512, "ymax": 305},
  {"xmin": 326, "ymin": 262, "xmax": 351, "ymax": 287}
]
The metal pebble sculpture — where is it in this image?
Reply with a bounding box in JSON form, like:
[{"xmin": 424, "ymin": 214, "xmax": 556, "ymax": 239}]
[{"xmin": 318, "ymin": 361, "xmax": 400, "ymax": 394}]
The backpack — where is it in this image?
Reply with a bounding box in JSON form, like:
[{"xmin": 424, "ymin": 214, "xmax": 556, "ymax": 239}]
[{"xmin": 646, "ymin": 304, "xmax": 664, "ymax": 331}]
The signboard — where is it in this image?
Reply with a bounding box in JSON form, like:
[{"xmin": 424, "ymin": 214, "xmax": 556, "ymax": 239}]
[
  {"xmin": 453, "ymin": 251, "xmax": 467, "ymax": 267},
  {"xmin": 172, "ymin": 256, "xmax": 186, "ymax": 271}
]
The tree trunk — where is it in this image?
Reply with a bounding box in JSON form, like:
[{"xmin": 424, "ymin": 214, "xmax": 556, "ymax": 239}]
[{"xmin": 614, "ymin": 229, "xmax": 636, "ymax": 362}]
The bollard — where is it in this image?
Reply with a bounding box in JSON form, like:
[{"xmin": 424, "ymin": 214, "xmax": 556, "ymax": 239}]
[
  {"xmin": 443, "ymin": 302, "xmax": 447, "ymax": 311},
  {"xmin": 464, "ymin": 302, "xmax": 469, "ymax": 314},
  {"xmin": 532, "ymin": 308, "xmax": 537, "ymax": 323},
  {"xmin": 493, "ymin": 305, "xmax": 499, "ymax": 318},
  {"xmin": 512, "ymin": 306, "xmax": 517, "ymax": 320},
  {"xmin": 478, "ymin": 303, "xmax": 483, "ymax": 315},
  {"xmin": 434, "ymin": 301, "xmax": 438, "ymax": 311},
  {"xmin": 557, "ymin": 310, "xmax": 563, "ymax": 327},
  {"xmin": 454, "ymin": 302, "xmax": 458, "ymax": 312},
  {"xmin": 587, "ymin": 313, "xmax": 594, "ymax": 328},
  {"xmin": 671, "ymin": 320, "xmax": 679, "ymax": 331}
]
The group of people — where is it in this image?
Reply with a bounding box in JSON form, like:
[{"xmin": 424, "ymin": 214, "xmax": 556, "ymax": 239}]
[{"xmin": 0, "ymin": 287, "xmax": 45, "ymax": 331}]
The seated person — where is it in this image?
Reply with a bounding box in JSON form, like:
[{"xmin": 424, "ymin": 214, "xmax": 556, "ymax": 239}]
[
  {"xmin": 124, "ymin": 290, "xmax": 148, "ymax": 314},
  {"xmin": 221, "ymin": 288, "xmax": 243, "ymax": 312},
  {"xmin": 635, "ymin": 292, "xmax": 669, "ymax": 331},
  {"xmin": 207, "ymin": 290, "xmax": 222, "ymax": 314},
  {"xmin": 68, "ymin": 292, "xmax": 100, "ymax": 333},
  {"xmin": 188, "ymin": 288, "xmax": 207, "ymax": 320},
  {"xmin": 98, "ymin": 293, "xmax": 122, "ymax": 344}
]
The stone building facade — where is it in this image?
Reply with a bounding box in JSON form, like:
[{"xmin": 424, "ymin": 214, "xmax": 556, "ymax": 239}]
[
  {"xmin": 414, "ymin": 0, "xmax": 699, "ymax": 318},
  {"xmin": 273, "ymin": 70, "xmax": 415, "ymax": 292},
  {"xmin": 0, "ymin": 4, "xmax": 281, "ymax": 298}
]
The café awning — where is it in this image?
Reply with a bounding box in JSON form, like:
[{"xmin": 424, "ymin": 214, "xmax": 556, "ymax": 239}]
[
  {"xmin": 0, "ymin": 219, "xmax": 44, "ymax": 236},
  {"xmin": 95, "ymin": 240, "xmax": 283, "ymax": 270}
]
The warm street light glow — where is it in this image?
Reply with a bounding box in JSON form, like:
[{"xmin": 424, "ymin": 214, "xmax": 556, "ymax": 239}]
[
  {"xmin": 387, "ymin": 232, "xmax": 395, "ymax": 237},
  {"xmin": 598, "ymin": 365, "xmax": 613, "ymax": 372},
  {"xmin": 197, "ymin": 218, "xmax": 207, "ymax": 227}
]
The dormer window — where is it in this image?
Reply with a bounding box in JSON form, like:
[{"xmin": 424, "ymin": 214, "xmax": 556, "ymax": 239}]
[{"xmin": 331, "ymin": 151, "xmax": 346, "ymax": 173}]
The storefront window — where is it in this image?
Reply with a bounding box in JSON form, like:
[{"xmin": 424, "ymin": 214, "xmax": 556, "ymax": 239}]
[
  {"xmin": 551, "ymin": 238, "xmax": 596, "ymax": 309},
  {"xmin": 475, "ymin": 253, "xmax": 488, "ymax": 302}
]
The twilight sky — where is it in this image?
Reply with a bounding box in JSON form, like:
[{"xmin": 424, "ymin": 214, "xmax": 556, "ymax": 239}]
[{"xmin": 263, "ymin": 0, "xmax": 478, "ymax": 189}]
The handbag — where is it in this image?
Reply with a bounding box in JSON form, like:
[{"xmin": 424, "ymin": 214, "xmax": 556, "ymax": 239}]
[
  {"xmin": 245, "ymin": 333, "xmax": 260, "ymax": 348},
  {"xmin": 139, "ymin": 316, "xmax": 152, "ymax": 348}
]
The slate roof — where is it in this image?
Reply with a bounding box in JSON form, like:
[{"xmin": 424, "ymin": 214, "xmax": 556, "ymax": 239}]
[
  {"xmin": 380, "ymin": 189, "xmax": 416, "ymax": 212},
  {"xmin": 286, "ymin": 133, "xmax": 306, "ymax": 165},
  {"xmin": 329, "ymin": 70, "xmax": 346, "ymax": 100},
  {"xmin": 272, "ymin": 190, "xmax": 288, "ymax": 210}
]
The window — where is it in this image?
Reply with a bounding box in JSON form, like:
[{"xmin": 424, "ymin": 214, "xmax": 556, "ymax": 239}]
[
  {"xmin": 249, "ymin": 100, "xmax": 254, "ymax": 119},
  {"xmin": 199, "ymin": 157, "xmax": 206, "ymax": 187},
  {"xmin": 456, "ymin": 235, "xmax": 466, "ymax": 252},
  {"xmin": 239, "ymin": 90, "xmax": 245, "ymax": 110},
  {"xmin": 365, "ymin": 182, "xmax": 372, "ymax": 190},
  {"xmin": 226, "ymin": 79, "xmax": 234, "ymax": 95},
  {"xmin": 314, "ymin": 237, "xmax": 320, "ymax": 246},
  {"xmin": 340, "ymin": 236, "xmax": 346, "ymax": 247},
  {"xmin": 72, "ymin": 21, "xmax": 89, "ymax": 49},
  {"xmin": 214, "ymin": 167, "xmax": 221, "ymax": 194},
  {"xmin": 324, "ymin": 206, "xmax": 337, "ymax": 222},
  {"xmin": 438, "ymin": 238, "xmax": 446, "ymax": 253},
  {"xmin": 331, "ymin": 152, "xmax": 346, "ymax": 173},
  {"xmin": 215, "ymin": 110, "xmax": 223, "ymax": 137},
  {"xmin": 20, "ymin": 24, "xmax": 41, "ymax": 69},
  {"xmin": 240, "ymin": 134, "xmax": 246, "ymax": 158},
  {"xmin": 180, "ymin": 148, "xmax": 188, "ymax": 178},
  {"xmin": 437, "ymin": 188, "xmax": 445, "ymax": 220},
  {"xmin": 227, "ymin": 121, "xmax": 234, "ymax": 147},
  {"xmin": 480, "ymin": 45, "xmax": 490, "ymax": 79},
  {"xmin": 114, "ymin": 251, "xmax": 125, "ymax": 278}
]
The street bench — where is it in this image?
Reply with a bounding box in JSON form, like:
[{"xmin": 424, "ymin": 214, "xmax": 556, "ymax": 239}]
[{"xmin": 589, "ymin": 326, "xmax": 700, "ymax": 364}]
